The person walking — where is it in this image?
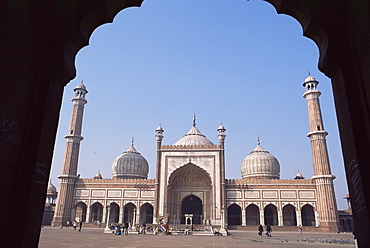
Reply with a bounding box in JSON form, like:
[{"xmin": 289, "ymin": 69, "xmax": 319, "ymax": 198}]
[
  {"xmin": 266, "ymin": 224, "xmax": 272, "ymax": 237},
  {"xmin": 258, "ymin": 225, "xmax": 263, "ymax": 237},
  {"xmin": 78, "ymin": 221, "xmax": 83, "ymax": 232},
  {"xmin": 298, "ymin": 225, "xmax": 302, "ymax": 235},
  {"xmin": 142, "ymin": 222, "xmax": 146, "ymax": 234},
  {"xmin": 124, "ymin": 220, "xmax": 129, "ymax": 235}
]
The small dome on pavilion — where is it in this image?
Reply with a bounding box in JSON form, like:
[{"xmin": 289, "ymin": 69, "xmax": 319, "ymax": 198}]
[
  {"xmin": 93, "ymin": 171, "xmax": 103, "ymax": 179},
  {"xmin": 294, "ymin": 170, "xmax": 305, "ymax": 179}
]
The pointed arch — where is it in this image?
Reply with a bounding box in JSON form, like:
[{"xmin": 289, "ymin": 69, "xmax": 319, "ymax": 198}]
[
  {"xmin": 227, "ymin": 204, "xmax": 242, "ymax": 225},
  {"xmin": 301, "ymin": 204, "xmax": 316, "ymax": 226},
  {"xmin": 123, "ymin": 203, "xmax": 136, "ymax": 224},
  {"xmin": 74, "ymin": 202, "xmax": 87, "ymax": 222},
  {"xmin": 90, "ymin": 202, "xmax": 103, "ymax": 223},
  {"xmin": 169, "ymin": 163, "xmax": 212, "ymax": 188},
  {"xmin": 140, "ymin": 203, "xmax": 153, "ymax": 224},
  {"xmin": 264, "ymin": 204, "xmax": 278, "ymax": 226},
  {"xmin": 246, "ymin": 204, "xmax": 260, "ymax": 226},
  {"xmin": 109, "ymin": 203, "xmax": 120, "ymax": 224},
  {"xmin": 282, "ymin": 204, "xmax": 297, "ymax": 226}
]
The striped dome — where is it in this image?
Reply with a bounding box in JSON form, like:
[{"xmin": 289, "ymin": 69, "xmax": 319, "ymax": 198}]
[
  {"xmin": 241, "ymin": 144, "xmax": 280, "ymax": 179},
  {"xmin": 112, "ymin": 144, "xmax": 149, "ymax": 179}
]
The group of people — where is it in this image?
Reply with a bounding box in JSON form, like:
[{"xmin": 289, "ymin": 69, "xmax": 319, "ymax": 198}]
[
  {"xmin": 59, "ymin": 220, "xmax": 83, "ymax": 232},
  {"xmin": 258, "ymin": 224, "xmax": 272, "ymax": 237}
]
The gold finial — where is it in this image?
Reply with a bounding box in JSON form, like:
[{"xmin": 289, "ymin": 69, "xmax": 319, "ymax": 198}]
[
  {"xmin": 193, "ymin": 113, "xmax": 196, "ymax": 127},
  {"xmin": 131, "ymin": 137, "xmax": 134, "ymax": 147},
  {"xmin": 257, "ymin": 135, "xmax": 260, "ymax": 145},
  {"xmin": 308, "ymin": 70, "xmax": 311, "ymax": 76}
]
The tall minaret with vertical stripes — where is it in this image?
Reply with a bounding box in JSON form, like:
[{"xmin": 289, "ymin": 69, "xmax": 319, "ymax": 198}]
[
  {"xmin": 303, "ymin": 75, "xmax": 338, "ymax": 230},
  {"xmin": 52, "ymin": 83, "xmax": 88, "ymax": 226}
]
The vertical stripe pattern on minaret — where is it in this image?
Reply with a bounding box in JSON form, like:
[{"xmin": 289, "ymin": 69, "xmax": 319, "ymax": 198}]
[
  {"xmin": 52, "ymin": 83, "xmax": 88, "ymax": 226},
  {"xmin": 302, "ymin": 76, "xmax": 338, "ymax": 229}
]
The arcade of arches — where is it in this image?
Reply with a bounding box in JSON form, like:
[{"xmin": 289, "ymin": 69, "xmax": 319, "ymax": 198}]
[{"xmin": 227, "ymin": 203, "xmax": 315, "ymax": 227}]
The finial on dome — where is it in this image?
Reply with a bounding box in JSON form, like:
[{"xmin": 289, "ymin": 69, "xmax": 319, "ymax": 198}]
[
  {"xmin": 308, "ymin": 70, "xmax": 310, "ymax": 76},
  {"xmin": 193, "ymin": 113, "xmax": 196, "ymax": 127},
  {"xmin": 131, "ymin": 137, "xmax": 134, "ymax": 147},
  {"xmin": 257, "ymin": 135, "xmax": 260, "ymax": 145}
]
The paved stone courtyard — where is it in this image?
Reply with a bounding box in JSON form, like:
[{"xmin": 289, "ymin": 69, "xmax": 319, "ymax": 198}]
[{"xmin": 39, "ymin": 227, "xmax": 356, "ymax": 248}]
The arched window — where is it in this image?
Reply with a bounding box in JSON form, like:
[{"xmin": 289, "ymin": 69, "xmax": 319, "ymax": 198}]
[{"xmin": 74, "ymin": 202, "xmax": 87, "ymax": 222}]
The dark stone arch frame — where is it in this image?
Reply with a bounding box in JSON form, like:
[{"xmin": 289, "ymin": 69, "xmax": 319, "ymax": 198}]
[{"xmin": 1, "ymin": 1, "xmax": 370, "ymax": 246}]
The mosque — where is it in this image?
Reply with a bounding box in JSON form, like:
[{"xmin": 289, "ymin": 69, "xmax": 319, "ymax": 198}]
[{"xmin": 50, "ymin": 75, "xmax": 339, "ymax": 233}]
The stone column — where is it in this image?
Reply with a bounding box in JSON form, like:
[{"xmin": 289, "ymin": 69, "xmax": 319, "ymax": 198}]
[
  {"xmin": 119, "ymin": 207, "xmax": 124, "ymax": 224},
  {"xmin": 260, "ymin": 210, "xmax": 264, "ymax": 226},
  {"xmin": 242, "ymin": 209, "xmax": 246, "ymax": 226},
  {"xmin": 102, "ymin": 206, "xmax": 107, "ymax": 224},
  {"xmin": 296, "ymin": 209, "xmax": 302, "ymax": 226},
  {"xmin": 85, "ymin": 207, "xmax": 91, "ymax": 223},
  {"xmin": 315, "ymin": 211, "xmax": 320, "ymax": 227},
  {"xmin": 136, "ymin": 208, "xmax": 141, "ymax": 225},
  {"xmin": 278, "ymin": 210, "xmax": 283, "ymax": 226}
]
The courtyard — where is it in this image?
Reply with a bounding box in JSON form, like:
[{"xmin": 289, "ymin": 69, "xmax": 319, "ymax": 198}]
[{"xmin": 39, "ymin": 227, "xmax": 355, "ymax": 248}]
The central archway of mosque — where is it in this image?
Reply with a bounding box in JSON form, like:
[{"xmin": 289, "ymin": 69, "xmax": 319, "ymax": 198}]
[{"xmin": 167, "ymin": 163, "xmax": 213, "ymax": 225}]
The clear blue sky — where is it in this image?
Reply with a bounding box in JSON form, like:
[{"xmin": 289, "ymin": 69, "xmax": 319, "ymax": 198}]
[{"xmin": 50, "ymin": 0, "xmax": 349, "ymax": 209}]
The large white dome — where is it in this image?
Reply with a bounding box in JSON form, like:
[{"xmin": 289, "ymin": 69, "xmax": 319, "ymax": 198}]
[
  {"xmin": 112, "ymin": 144, "xmax": 149, "ymax": 179},
  {"xmin": 174, "ymin": 116, "xmax": 214, "ymax": 146},
  {"xmin": 174, "ymin": 126, "xmax": 214, "ymax": 146},
  {"xmin": 241, "ymin": 144, "xmax": 280, "ymax": 179}
]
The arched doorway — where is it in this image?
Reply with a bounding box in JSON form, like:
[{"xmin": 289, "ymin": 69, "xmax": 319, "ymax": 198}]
[
  {"xmin": 264, "ymin": 204, "xmax": 278, "ymax": 226},
  {"xmin": 168, "ymin": 163, "xmax": 212, "ymax": 224},
  {"xmin": 246, "ymin": 204, "xmax": 260, "ymax": 225},
  {"xmin": 90, "ymin": 202, "xmax": 103, "ymax": 223},
  {"xmin": 227, "ymin": 204, "xmax": 242, "ymax": 225},
  {"xmin": 140, "ymin": 203, "xmax": 153, "ymax": 224},
  {"xmin": 181, "ymin": 195, "xmax": 202, "ymax": 224},
  {"xmin": 282, "ymin": 204, "xmax": 297, "ymax": 226},
  {"xmin": 74, "ymin": 202, "xmax": 87, "ymax": 222},
  {"xmin": 123, "ymin": 203, "xmax": 136, "ymax": 224},
  {"xmin": 301, "ymin": 204, "xmax": 315, "ymax": 226},
  {"xmin": 109, "ymin": 203, "xmax": 120, "ymax": 224}
]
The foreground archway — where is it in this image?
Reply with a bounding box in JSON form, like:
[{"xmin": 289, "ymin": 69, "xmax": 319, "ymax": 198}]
[
  {"xmin": 2, "ymin": 1, "xmax": 370, "ymax": 247},
  {"xmin": 282, "ymin": 204, "xmax": 297, "ymax": 226},
  {"xmin": 140, "ymin": 203, "xmax": 153, "ymax": 224},
  {"xmin": 89, "ymin": 202, "xmax": 103, "ymax": 223},
  {"xmin": 123, "ymin": 203, "xmax": 136, "ymax": 225}
]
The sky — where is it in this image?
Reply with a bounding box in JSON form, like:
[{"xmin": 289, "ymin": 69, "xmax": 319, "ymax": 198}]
[{"xmin": 49, "ymin": 0, "xmax": 349, "ymax": 210}]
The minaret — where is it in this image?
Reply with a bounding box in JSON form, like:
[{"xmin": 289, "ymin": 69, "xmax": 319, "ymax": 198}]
[
  {"xmin": 217, "ymin": 123, "xmax": 227, "ymax": 235},
  {"xmin": 154, "ymin": 124, "xmax": 164, "ymax": 224},
  {"xmin": 52, "ymin": 83, "xmax": 88, "ymax": 226},
  {"xmin": 303, "ymin": 75, "xmax": 338, "ymax": 230}
]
